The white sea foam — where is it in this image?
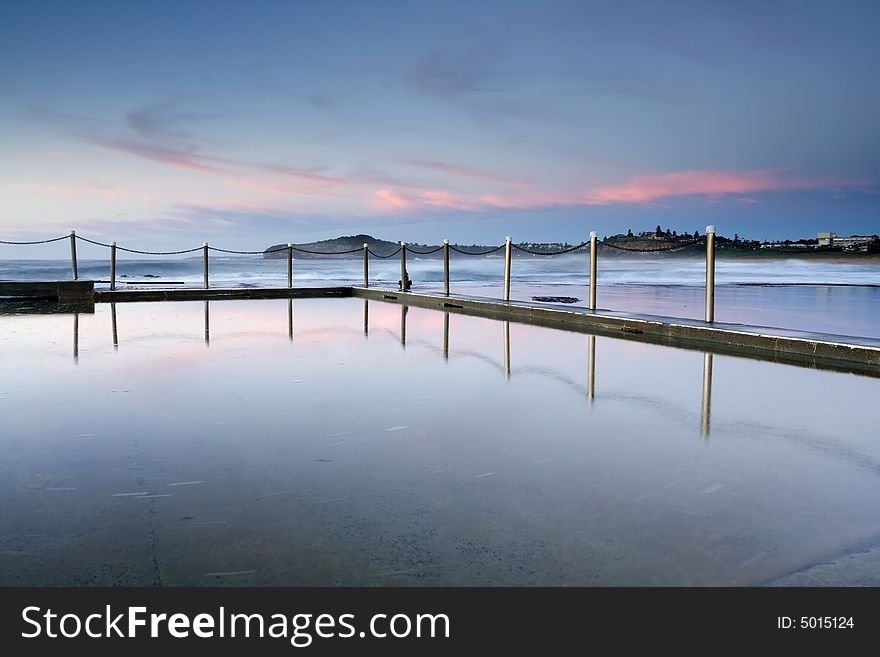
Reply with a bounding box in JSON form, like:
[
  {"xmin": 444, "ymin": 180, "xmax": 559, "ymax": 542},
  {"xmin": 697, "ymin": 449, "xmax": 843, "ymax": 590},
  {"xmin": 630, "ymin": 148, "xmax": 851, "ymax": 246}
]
[{"xmin": 3, "ymin": 255, "xmax": 878, "ymax": 288}]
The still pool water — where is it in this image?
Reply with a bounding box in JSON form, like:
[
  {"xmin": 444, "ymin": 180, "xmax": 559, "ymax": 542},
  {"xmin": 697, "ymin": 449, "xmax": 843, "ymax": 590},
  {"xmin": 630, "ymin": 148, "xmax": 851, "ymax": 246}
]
[{"xmin": 1, "ymin": 298, "xmax": 878, "ymax": 585}]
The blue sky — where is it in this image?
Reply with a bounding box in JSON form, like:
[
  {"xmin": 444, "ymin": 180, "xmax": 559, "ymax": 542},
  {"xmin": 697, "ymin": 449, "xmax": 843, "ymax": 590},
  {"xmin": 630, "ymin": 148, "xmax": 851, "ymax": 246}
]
[{"xmin": 1, "ymin": 0, "xmax": 878, "ymax": 253}]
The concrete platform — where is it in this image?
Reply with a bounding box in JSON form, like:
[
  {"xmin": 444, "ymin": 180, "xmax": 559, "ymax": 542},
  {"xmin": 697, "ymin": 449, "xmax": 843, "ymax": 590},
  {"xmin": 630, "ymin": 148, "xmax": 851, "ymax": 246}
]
[
  {"xmin": 352, "ymin": 287, "xmax": 880, "ymax": 375},
  {"xmin": 0, "ymin": 279, "xmax": 94, "ymax": 301}
]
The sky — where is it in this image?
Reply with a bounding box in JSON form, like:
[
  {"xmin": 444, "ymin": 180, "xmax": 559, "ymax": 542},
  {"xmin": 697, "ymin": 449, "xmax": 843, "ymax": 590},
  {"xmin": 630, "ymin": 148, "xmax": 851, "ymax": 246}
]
[{"xmin": 1, "ymin": 0, "xmax": 878, "ymax": 256}]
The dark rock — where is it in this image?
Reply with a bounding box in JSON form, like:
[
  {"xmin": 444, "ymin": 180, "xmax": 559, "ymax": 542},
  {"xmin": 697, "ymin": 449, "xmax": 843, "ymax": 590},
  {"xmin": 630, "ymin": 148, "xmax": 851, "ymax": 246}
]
[{"xmin": 532, "ymin": 296, "xmax": 579, "ymax": 304}]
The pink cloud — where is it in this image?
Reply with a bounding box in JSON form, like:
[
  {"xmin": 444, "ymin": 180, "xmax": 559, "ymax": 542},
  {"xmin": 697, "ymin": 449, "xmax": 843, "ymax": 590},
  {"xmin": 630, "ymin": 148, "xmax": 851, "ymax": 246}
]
[
  {"xmin": 584, "ymin": 170, "xmax": 872, "ymax": 205},
  {"xmin": 479, "ymin": 192, "xmax": 572, "ymax": 209},
  {"xmin": 364, "ymin": 186, "xmax": 576, "ymax": 214},
  {"xmin": 419, "ymin": 189, "xmax": 481, "ymax": 211},
  {"xmin": 371, "ymin": 188, "xmax": 417, "ymax": 212},
  {"xmin": 360, "ymin": 168, "xmax": 877, "ymax": 215},
  {"xmin": 368, "ymin": 188, "xmax": 486, "ymax": 213},
  {"xmin": 84, "ymin": 135, "xmax": 227, "ymax": 173}
]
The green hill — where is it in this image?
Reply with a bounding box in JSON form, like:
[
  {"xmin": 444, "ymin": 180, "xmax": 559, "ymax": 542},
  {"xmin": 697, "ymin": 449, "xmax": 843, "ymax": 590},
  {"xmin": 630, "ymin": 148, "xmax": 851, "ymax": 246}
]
[{"xmin": 263, "ymin": 234, "xmax": 400, "ymax": 259}]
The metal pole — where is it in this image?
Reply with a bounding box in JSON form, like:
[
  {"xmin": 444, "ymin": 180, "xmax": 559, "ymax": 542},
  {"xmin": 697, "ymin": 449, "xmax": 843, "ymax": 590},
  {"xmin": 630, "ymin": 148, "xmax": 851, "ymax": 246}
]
[
  {"xmin": 399, "ymin": 241, "xmax": 406, "ymax": 292},
  {"xmin": 203, "ymin": 243, "xmax": 209, "ymax": 289},
  {"xmin": 503, "ymin": 236, "xmax": 512, "ymax": 302},
  {"xmin": 363, "ymin": 243, "xmax": 369, "ymax": 287},
  {"xmin": 287, "ymin": 243, "xmax": 293, "ymax": 288},
  {"xmin": 443, "ymin": 239, "xmax": 450, "ymax": 296},
  {"xmin": 363, "ymin": 299, "xmax": 369, "ymax": 337},
  {"xmin": 110, "ymin": 241, "xmax": 117, "ymax": 291},
  {"xmin": 589, "ymin": 231, "xmax": 598, "ymax": 311},
  {"xmin": 70, "ymin": 230, "xmax": 78, "ymax": 280},
  {"xmin": 705, "ymin": 225, "xmax": 716, "ymax": 322}
]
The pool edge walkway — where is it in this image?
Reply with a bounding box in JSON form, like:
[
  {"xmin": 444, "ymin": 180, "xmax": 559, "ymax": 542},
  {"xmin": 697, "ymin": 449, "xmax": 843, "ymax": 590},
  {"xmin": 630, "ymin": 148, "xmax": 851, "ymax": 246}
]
[{"xmin": 351, "ymin": 287, "xmax": 880, "ymax": 373}]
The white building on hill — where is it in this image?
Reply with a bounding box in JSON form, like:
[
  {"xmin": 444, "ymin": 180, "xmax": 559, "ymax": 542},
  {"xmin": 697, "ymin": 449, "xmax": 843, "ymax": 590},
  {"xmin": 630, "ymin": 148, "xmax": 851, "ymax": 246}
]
[{"xmin": 817, "ymin": 232, "xmax": 875, "ymax": 249}]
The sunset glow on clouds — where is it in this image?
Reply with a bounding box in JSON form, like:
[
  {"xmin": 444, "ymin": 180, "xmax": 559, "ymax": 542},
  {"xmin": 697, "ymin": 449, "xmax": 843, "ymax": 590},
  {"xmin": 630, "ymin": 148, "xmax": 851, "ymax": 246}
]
[
  {"xmin": 1, "ymin": 0, "xmax": 878, "ymax": 250},
  {"xmin": 372, "ymin": 188, "xmax": 416, "ymax": 213},
  {"xmin": 361, "ymin": 168, "xmax": 877, "ymax": 217},
  {"xmin": 583, "ymin": 170, "xmax": 874, "ymax": 206}
]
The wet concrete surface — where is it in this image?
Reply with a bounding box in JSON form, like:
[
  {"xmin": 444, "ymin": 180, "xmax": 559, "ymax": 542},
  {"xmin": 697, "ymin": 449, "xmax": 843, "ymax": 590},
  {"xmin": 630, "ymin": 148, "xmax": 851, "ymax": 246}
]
[{"xmin": 767, "ymin": 543, "xmax": 880, "ymax": 586}]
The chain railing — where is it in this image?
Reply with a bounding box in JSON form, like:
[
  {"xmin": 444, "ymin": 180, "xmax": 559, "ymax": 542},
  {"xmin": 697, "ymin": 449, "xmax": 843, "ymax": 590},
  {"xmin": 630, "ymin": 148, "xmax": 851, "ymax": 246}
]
[
  {"xmin": 448, "ymin": 244, "xmax": 505, "ymax": 256},
  {"xmin": 0, "ymin": 235, "xmax": 69, "ymax": 245},
  {"xmin": 1, "ymin": 228, "xmax": 721, "ymax": 321},
  {"xmin": 512, "ymin": 241, "xmax": 588, "ymax": 256}
]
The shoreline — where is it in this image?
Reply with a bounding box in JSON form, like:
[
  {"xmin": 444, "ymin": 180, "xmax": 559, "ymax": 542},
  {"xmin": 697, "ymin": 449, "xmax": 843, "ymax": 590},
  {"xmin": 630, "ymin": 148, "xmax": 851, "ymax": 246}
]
[{"xmin": 715, "ymin": 253, "xmax": 880, "ymax": 263}]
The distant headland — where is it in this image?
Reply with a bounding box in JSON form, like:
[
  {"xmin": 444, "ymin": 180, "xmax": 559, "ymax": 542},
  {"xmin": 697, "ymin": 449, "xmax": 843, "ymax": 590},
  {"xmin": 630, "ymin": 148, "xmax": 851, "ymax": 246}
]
[{"xmin": 264, "ymin": 228, "xmax": 880, "ymax": 259}]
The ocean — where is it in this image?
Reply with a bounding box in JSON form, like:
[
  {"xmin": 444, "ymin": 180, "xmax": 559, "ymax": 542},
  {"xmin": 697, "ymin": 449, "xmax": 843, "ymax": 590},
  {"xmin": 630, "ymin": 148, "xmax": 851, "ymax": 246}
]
[{"xmin": 1, "ymin": 253, "xmax": 879, "ymax": 338}]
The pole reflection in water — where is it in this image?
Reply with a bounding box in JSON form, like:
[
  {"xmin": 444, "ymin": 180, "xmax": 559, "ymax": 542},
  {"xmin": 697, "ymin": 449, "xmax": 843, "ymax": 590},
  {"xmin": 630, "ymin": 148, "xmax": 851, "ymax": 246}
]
[
  {"xmin": 288, "ymin": 299, "xmax": 294, "ymax": 341},
  {"xmin": 503, "ymin": 321, "xmax": 511, "ymax": 380},
  {"xmin": 587, "ymin": 335, "xmax": 596, "ymax": 402},
  {"xmin": 443, "ymin": 312, "xmax": 449, "ymax": 360},
  {"xmin": 204, "ymin": 300, "xmax": 210, "ymax": 345},
  {"xmin": 400, "ymin": 304, "xmax": 408, "ymax": 347},
  {"xmin": 73, "ymin": 312, "xmax": 79, "ymax": 362},
  {"xmin": 363, "ymin": 299, "xmax": 369, "ymax": 337},
  {"xmin": 111, "ymin": 302, "xmax": 118, "ymax": 350},
  {"xmin": 88, "ymin": 301, "xmax": 718, "ymax": 440},
  {"xmin": 701, "ymin": 352, "xmax": 713, "ymax": 438}
]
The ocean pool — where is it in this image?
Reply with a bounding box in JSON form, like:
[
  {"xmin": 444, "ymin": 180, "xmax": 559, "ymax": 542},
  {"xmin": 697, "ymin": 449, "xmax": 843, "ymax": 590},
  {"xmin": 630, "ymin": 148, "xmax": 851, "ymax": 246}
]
[{"xmin": 1, "ymin": 297, "xmax": 878, "ymax": 585}]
